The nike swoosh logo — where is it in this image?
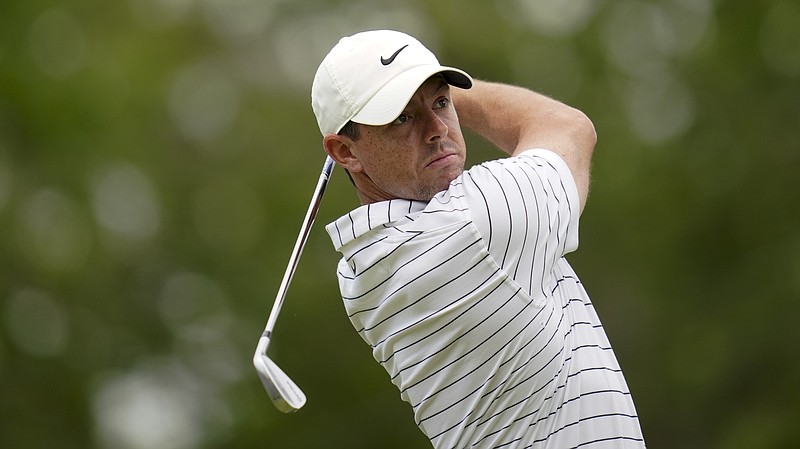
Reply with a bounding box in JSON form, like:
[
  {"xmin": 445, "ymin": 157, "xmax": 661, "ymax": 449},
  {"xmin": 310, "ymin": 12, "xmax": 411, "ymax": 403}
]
[{"xmin": 381, "ymin": 45, "xmax": 409, "ymax": 65}]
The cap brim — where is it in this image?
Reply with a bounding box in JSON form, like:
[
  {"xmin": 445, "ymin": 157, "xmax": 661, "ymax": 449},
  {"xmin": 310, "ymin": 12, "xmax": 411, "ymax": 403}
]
[{"xmin": 351, "ymin": 65, "xmax": 472, "ymax": 127}]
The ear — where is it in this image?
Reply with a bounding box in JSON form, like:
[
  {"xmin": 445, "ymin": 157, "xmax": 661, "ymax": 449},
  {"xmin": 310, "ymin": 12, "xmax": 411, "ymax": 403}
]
[{"xmin": 323, "ymin": 134, "xmax": 363, "ymax": 173}]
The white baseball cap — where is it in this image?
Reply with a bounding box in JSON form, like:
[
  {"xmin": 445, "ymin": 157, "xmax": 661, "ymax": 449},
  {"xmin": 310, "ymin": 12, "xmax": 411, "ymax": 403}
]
[{"xmin": 311, "ymin": 30, "xmax": 473, "ymax": 135}]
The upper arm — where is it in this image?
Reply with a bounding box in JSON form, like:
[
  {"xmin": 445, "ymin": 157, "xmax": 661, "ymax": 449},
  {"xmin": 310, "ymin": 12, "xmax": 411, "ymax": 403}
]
[
  {"xmin": 513, "ymin": 107, "xmax": 596, "ymax": 214},
  {"xmin": 462, "ymin": 154, "xmax": 581, "ymax": 296}
]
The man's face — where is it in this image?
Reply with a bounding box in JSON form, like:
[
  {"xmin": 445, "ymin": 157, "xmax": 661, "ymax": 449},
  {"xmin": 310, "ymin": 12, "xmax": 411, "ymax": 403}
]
[{"xmin": 347, "ymin": 77, "xmax": 467, "ymax": 202}]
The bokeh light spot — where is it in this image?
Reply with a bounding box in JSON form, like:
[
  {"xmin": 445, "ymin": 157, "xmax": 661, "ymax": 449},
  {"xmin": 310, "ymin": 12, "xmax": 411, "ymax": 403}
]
[
  {"xmin": 27, "ymin": 7, "xmax": 88, "ymax": 79},
  {"xmin": 624, "ymin": 69, "xmax": 696, "ymax": 144},
  {"xmin": 92, "ymin": 360, "xmax": 206, "ymax": 449},
  {"xmin": 657, "ymin": 0, "xmax": 715, "ymax": 58},
  {"xmin": 200, "ymin": 0, "xmax": 279, "ymax": 44},
  {"xmin": 3, "ymin": 288, "xmax": 69, "ymax": 358},
  {"xmin": 167, "ymin": 61, "xmax": 241, "ymax": 145},
  {"xmin": 274, "ymin": 4, "xmax": 433, "ymax": 90},
  {"xmin": 91, "ymin": 161, "xmax": 161, "ymax": 245},
  {"xmin": 760, "ymin": 1, "xmax": 800, "ymax": 78},
  {"xmin": 601, "ymin": 1, "xmax": 669, "ymax": 77},
  {"xmin": 497, "ymin": 0, "xmax": 598, "ymax": 38},
  {"xmin": 16, "ymin": 188, "xmax": 92, "ymax": 272},
  {"xmin": 128, "ymin": 0, "xmax": 196, "ymax": 30},
  {"xmin": 158, "ymin": 271, "xmax": 228, "ymax": 327}
]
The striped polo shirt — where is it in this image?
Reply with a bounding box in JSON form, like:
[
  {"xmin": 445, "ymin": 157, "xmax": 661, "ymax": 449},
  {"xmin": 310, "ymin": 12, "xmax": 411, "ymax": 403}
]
[{"xmin": 325, "ymin": 149, "xmax": 645, "ymax": 448}]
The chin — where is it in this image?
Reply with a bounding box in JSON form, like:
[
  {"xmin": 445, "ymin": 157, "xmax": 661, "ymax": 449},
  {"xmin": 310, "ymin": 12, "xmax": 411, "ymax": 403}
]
[
  {"xmin": 444, "ymin": 166, "xmax": 464, "ymax": 185},
  {"xmin": 412, "ymin": 170, "xmax": 465, "ymax": 201}
]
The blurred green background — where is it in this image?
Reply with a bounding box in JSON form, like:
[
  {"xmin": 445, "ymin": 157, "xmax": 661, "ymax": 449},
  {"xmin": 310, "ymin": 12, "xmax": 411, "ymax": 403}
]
[{"xmin": 1, "ymin": 0, "xmax": 799, "ymax": 448}]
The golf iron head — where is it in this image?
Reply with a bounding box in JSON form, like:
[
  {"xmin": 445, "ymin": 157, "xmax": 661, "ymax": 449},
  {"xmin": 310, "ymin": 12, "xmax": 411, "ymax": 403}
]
[{"xmin": 253, "ymin": 334, "xmax": 307, "ymax": 413}]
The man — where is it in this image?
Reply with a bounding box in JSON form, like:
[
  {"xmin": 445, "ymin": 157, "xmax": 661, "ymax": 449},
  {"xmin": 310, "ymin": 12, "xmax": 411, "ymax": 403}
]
[{"xmin": 311, "ymin": 30, "xmax": 646, "ymax": 448}]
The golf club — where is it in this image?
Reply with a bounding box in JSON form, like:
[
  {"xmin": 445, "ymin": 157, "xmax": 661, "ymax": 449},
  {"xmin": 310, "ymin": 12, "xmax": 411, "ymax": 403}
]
[{"xmin": 253, "ymin": 155, "xmax": 335, "ymax": 413}]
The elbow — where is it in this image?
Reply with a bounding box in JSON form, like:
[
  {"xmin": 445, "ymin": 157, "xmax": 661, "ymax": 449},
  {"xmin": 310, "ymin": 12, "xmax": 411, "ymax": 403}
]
[
  {"xmin": 570, "ymin": 109, "xmax": 595, "ymax": 213},
  {"xmin": 572, "ymin": 108, "xmax": 597, "ymax": 152},
  {"xmin": 543, "ymin": 106, "xmax": 597, "ymax": 151}
]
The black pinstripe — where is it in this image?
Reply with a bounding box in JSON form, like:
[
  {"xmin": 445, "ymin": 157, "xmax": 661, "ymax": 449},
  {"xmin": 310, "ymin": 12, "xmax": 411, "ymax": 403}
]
[{"xmin": 325, "ymin": 150, "xmax": 645, "ymax": 448}]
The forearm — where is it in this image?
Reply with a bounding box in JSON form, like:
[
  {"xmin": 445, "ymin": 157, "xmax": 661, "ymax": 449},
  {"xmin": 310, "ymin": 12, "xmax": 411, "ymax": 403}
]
[
  {"xmin": 452, "ymin": 80, "xmax": 593, "ymax": 154},
  {"xmin": 451, "ymin": 79, "xmax": 596, "ymax": 211}
]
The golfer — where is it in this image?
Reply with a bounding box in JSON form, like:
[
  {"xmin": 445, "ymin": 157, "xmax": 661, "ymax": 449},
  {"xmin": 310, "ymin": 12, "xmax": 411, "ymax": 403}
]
[{"xmin": 312, "ymin": 30, "xmax": 646, "ymax": 448}]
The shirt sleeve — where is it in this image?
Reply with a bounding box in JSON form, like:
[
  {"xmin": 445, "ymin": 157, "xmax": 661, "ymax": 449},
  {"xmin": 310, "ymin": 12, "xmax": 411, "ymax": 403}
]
[{"xmin": 461, "ymin": 148, "xmax": 580, "ymax": 298}]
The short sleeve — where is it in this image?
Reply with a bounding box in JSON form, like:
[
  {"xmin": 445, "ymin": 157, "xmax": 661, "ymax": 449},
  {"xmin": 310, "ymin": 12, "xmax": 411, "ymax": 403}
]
[{"xmin": 459, "ymin": 149, "xmax": 580, "ymax": 297}]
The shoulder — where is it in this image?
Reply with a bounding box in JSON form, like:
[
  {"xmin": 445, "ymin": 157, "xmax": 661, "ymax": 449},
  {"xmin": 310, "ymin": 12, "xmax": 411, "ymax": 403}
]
[
  {"xmin": 460, "ymin": 149, "xmax": 578, "ymax": 208},
  {"xmin": 457, "ymin": 149, "xmax": 581, "ymax": 258},
  {"xmin": 470, "ymin": 149, "xmax": 573, "ymax": 181}
]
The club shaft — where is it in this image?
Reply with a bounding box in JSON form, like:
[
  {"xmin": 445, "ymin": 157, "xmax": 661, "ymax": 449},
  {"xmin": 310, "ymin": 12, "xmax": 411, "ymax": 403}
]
[{"xmin": 262, "ymin": 156, "xmax": 335, "ymax": 345}]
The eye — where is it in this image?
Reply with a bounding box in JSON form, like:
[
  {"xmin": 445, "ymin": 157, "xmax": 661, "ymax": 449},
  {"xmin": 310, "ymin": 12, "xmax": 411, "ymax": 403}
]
[
  {"xmin": 392, "ymin": 113, "xmax": 410, "ymax": 125},
  {"xmin": 434, "ymin": 97, "xmax": 451, "ymax": 109}
]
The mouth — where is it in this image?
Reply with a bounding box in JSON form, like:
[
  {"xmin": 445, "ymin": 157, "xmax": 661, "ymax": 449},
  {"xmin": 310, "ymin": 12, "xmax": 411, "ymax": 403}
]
[{"xmin": 426, "ymin": 152, "xmax": 460, "ymax": 169}]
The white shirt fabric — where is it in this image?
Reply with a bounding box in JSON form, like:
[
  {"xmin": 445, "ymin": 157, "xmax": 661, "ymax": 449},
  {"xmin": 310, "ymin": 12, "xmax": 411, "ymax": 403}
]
[{"xmin": 325, "ymin": 149, "xmax": 646, "ymax": 448}]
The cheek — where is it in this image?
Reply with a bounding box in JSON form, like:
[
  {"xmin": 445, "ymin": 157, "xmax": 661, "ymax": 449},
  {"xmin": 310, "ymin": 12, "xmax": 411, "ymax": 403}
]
[
  {"xmin": 374, "ymin": 152, "xmax": 412, "ymax": 185},
  {"xmin": 445, "ymin": 116, "xmax": 465, "ymax": 145},
  {"xmin": 357, "ymin": 138, "xmax": 403, "ymax": 180}
]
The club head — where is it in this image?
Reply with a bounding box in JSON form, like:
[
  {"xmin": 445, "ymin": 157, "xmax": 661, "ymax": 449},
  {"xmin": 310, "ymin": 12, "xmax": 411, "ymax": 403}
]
[{"xmin": 253, "ymin": 347, "xmax": 307, "ymax": 413}]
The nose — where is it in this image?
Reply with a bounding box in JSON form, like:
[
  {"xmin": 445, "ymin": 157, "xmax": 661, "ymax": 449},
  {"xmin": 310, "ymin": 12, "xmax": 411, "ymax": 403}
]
[{"xmin": 425, "ymin": 110, "xmax": 448, "ymax": 143}]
